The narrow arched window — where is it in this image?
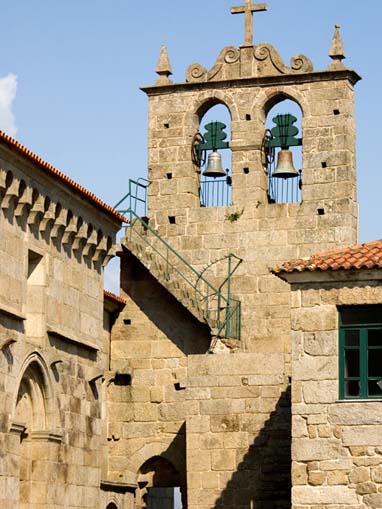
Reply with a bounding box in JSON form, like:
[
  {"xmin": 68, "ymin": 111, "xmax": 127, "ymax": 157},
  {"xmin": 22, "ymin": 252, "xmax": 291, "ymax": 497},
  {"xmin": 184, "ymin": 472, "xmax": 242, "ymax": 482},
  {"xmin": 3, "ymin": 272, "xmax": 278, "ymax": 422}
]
[
  {"xmin": 106, "ymin": 503, "xmax": 118, "ymax": 509},
  {"xmin": 195, "ymin": 103, "xmax": 232, "ymax": 207},
  {"xmin": 264, "ymin": 98, "xmax": 303, "ymax": 204}
]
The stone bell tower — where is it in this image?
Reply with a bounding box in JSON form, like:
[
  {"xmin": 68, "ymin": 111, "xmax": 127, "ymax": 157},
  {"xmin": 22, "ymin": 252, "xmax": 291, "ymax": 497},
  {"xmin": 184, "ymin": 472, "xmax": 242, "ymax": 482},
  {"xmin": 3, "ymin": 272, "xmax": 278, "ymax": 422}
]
[
  {"xmin": 110, "ymin": 4, "xmax": 361, "ymax": 509},
  {"xmin": 140, "ymin": 2, "xmax": 360, "ymax": 354}
]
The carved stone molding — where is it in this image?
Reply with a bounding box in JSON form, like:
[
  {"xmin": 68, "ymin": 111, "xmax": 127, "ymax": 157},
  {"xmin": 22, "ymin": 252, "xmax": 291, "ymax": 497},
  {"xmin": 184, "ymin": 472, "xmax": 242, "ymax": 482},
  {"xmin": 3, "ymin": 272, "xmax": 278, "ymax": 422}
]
[
  {"xmin": 30, "ymin": 430, "xmax": 63, "ymax": 443},
  {"xmin": 186, "ymin": 43, "xmax": 314, "ymax": 83}
]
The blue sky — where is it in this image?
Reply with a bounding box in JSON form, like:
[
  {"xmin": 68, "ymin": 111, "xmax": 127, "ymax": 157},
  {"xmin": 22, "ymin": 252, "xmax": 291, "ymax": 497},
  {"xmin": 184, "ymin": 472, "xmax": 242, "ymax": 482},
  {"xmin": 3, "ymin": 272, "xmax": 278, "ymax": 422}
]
[{"xmin": 0, "ymin": 1, "xmax": 381, "ymax": 289}]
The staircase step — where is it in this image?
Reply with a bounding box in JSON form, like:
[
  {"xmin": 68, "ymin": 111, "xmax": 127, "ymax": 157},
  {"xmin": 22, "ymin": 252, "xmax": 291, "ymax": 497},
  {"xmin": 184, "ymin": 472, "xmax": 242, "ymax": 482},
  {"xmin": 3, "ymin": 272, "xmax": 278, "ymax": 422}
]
[{"xmin": 124, "ymin": 231, "xmax": 238, "ymax": 339}]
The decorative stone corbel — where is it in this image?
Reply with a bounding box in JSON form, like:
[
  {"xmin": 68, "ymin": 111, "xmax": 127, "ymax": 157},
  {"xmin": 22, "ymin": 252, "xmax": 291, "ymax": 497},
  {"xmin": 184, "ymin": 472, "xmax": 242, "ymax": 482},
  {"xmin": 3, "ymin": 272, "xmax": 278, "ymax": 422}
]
[
  {"xmin": 72, "ymin": 221, "xmax": 89, "ymax": 252},
  {"xmin": 62, "ymin": 214, "xmax": 80, "ymax": 246},
  {"xmin": 39, "ymin": 200, "xmax": 57, "ymax": 234},
  {"xmin": 14, "ymin": 184, "xmax": 34, "ymax": 218},
  {"xmin": 82, "ymin": 228, "xmax": 99, "ymax": 257},
  {"xmin": 50, "ymin": 206, "xmax": 68, "ymax": 239},
  {"xmin": 1, "ymin": 175, "xmax": 20, "ymax": 210},
  {"xmin": 0, "ymin": 168, "xmax": 8, "ymax": 194},
  {"xmin": 27, "ymin": 193, "xmax": 46, "ymax": 225},
  {"xmin": 101, "ymin": 245, "xmax": 117, "ymax": 267}
]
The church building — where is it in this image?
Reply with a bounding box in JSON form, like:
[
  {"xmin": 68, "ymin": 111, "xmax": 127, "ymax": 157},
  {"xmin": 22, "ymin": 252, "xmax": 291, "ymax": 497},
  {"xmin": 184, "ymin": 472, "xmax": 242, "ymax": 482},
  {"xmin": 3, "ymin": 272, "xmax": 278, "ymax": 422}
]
[{"xmin": 1, "ymin": 2, "xmax": 382, "ymax": 509}]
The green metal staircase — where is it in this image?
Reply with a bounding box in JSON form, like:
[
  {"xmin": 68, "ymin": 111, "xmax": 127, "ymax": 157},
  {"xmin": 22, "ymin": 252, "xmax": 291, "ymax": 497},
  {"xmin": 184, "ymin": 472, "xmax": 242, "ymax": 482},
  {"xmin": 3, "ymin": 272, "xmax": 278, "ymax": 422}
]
[{"xmin": 115, "ymin": 179, "xmax": 241, "ymax": 340}]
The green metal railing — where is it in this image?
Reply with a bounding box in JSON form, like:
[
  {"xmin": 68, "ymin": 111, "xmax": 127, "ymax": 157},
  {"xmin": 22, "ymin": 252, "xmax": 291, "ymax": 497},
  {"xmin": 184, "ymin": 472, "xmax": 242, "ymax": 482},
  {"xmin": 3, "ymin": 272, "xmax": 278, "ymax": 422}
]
[
  {"xmin": 116, "ymin": 179, "xmax": 241, "ymax": 340},
  {"xmin": 114, "ymin": 178, "xmax": 149, "ymax": 221}
]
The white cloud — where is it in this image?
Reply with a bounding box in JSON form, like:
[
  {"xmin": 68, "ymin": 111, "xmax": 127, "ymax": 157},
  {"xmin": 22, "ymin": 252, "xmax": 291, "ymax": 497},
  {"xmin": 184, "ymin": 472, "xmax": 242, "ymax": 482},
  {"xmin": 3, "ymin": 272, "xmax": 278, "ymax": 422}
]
[{"xmin": 0, "ymin": 73, "xmax": 17, "ymax": 137}]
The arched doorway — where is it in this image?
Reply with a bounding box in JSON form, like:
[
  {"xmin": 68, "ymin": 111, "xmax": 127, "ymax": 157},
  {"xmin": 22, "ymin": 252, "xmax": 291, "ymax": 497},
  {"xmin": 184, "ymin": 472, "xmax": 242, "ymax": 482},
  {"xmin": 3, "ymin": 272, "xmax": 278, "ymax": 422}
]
[
  {"xmin": 14, "ymin": 357, "xmax": 52, "ymax": 509},
  {"xmin": 138, "ymin": 456, "xmax": 185, "ymax": 509}
]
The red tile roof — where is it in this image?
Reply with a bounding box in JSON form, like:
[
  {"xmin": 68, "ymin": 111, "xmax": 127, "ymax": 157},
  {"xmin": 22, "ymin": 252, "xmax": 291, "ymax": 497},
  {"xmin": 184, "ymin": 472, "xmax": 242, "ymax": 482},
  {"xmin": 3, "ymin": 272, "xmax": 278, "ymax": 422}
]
[
  {"xmin": 273, "ymin": 240, "xmax": 382, "ymax": 274},
  {"xmin": 104, "ymin": 290, "xmax": 126, "ymax": 305},
  {"xmin": 0, "ymin": 131, "xmax": 127, "ymax": 224}
]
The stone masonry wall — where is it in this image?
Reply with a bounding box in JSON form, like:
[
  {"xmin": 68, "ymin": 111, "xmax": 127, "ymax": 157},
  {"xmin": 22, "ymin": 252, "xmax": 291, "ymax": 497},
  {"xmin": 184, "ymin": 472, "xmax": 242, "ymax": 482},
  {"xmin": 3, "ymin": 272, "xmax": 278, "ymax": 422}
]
[
  {"xmin": 186, "ymin": 353, "xmax": 290, "ymax": 509},
  {"xmin": 290, "ymin": 276, "xmax": 382, "ymax": 509},
  {"xmin": 108, "ymin": 253, "xmax": 211, "ymax": 499},
  {"xmin": 143, "ymin": 76, "xmax": 358, "ymax": 357},
  {"xmin": 108, "ymin": 253, "xmax": 291, "ymax": 509},
  {"xmin": 0, "ymin": 147, "xmax": 119, "ymax": 509}
]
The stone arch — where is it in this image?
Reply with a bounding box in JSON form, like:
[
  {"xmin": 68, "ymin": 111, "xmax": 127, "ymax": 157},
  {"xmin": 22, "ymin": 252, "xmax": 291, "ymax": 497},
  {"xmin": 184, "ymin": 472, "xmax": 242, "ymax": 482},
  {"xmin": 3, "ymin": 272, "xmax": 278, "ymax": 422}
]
[
  {"xmin": 13, "ymin": 352, "xmax": 57, "ymax": 509},
  {"xmin": 191, "ymin": 92, "xmax": 236, "ymax": 208},
  {"xmin": 260, "ymin": 89, "xmax": 305, "ymax": 204},
  {"xmin": 137, "ymin": 455, "xmax": 184, "ymax": 509},
  {"xmin": 253, "ymin": 87, "xmax": 309, "ymax": 123},
  {"xmin": 13, "ymin": 352, "xmax": 55, "ymax": 432},
  {"xmin": 193, "ymin": 90, "xmax": 239, "ymax": 124},
  {"xmin": 106, "ymin": 501, "xmax": 119, "ymax": 509},
  {"xmin": 127, "ymin": 441, "xmax": 185, "ymax": 482}
]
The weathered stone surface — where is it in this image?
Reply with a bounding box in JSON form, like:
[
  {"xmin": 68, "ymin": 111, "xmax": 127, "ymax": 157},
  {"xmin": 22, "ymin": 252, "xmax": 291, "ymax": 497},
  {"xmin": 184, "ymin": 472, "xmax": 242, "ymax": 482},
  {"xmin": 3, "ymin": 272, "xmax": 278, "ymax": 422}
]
[
  {"xmin": 329, "ymin": 404, "xmax": 382, "ymax": 425},
  {"xmin": 342, "ymin": 426, "xmax": 382, "ymax": 446},
  {"xmin": 293, "ymin": 486, "xmax": 358, "ymax": 504},
  {"xmin": 292, "ymin": 439, "xmax": 341, "ymax": 461}
]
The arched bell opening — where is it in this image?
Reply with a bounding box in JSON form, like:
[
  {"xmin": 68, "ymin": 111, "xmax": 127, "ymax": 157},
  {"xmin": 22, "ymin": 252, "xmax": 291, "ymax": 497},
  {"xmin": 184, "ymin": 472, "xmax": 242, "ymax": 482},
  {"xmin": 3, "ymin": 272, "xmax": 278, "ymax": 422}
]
[
  {"xmin": 193, "ymin": 102, "xmax": 232, "ymax": 208},
  {"xmin": 137, "ymin": 456, "xmax": 185, "ymax": 509},
  {"xmin": 263, "ymin": 96, "xmax": 303, "ymax": 204}
]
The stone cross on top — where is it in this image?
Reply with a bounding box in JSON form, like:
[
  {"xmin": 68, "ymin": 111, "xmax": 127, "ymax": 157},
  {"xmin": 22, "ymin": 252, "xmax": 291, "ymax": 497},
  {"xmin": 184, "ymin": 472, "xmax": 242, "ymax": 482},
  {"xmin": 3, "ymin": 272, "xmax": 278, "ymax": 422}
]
[{"xmin": 231, "ymin": 1, "xmax": 267, "ymax": 47}]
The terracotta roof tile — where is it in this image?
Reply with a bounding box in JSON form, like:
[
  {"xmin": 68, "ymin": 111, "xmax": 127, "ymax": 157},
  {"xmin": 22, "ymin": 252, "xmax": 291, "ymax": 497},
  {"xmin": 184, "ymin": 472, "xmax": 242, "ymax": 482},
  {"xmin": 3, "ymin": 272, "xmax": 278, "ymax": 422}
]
[
  {"xmin": 103, "ymin": 290, "xmax": 126, "ymax": 305},
  {"xmin": 0, "ymin": 131, "xmax": 127, "ymax": 224},
  {"xmin": 273, "ymin": 240, "xmax": 382, "ymax": 274}
]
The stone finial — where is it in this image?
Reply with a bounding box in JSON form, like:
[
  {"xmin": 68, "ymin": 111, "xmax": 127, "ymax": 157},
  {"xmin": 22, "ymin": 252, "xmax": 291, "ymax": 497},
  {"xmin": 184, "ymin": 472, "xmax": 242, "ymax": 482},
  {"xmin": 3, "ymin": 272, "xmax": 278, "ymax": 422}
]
[
  {"xmin": 155, "ymin": 44, "xmax": 173, "ymax": 85},
  {"xmin": 328, "ymin": 24, "xmax": 346, "ymax": 70}
]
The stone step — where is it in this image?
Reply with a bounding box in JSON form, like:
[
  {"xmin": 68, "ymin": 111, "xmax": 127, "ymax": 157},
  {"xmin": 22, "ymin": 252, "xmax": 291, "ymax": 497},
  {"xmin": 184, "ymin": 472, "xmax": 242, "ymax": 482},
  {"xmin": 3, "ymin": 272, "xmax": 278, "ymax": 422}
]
[{"xmin": 124, "ymin": 236, "xmax": 222, "ymax": 332}]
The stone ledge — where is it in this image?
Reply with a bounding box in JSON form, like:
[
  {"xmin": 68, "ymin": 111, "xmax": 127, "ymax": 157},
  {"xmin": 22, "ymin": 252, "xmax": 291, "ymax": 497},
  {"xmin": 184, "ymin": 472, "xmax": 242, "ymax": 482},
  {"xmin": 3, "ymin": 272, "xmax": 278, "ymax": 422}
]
[
  {"xmin": 0, "ymin": 301, "xmax": 26, "ymax": 321},
  {"xmin": 30, "ymin": 430, "xmax": 63, "ymax": 443},
  {"xmin": 100, "ymin": 480, "xmax": 137, "ymax": 493},
  {"xmin": 141, "ymin": 69, "xmax": 361, "ymax": 96},
  {"xmin": 47, "ymin": 324, "xmax": 99, "ymax": 351}
]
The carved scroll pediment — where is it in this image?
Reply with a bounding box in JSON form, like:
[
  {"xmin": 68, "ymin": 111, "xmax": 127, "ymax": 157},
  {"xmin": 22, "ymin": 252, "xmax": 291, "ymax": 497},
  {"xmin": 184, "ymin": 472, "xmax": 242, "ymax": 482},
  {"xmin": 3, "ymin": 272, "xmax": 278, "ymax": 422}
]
[
  {"xmin": 253, "ymin": 43, "xmax": 313, "ymax": 76},
  {"xmin": 185, "ymin": 44, "xmax": 313, "ymax": 83},
  {"xmin": 186, "ymin": 46, "xmax": 240, "ymax": 83}
]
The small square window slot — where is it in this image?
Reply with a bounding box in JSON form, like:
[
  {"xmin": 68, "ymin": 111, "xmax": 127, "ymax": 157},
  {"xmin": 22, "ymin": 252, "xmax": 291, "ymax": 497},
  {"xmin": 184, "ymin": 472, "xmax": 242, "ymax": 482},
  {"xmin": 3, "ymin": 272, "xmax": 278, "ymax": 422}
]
[
  {"xmin": 123, "ymin": 319, "xmax": 131, "ymax": 325},
  {"xmin": 333, "ymin": 109, "xmax": 340, "ymax": 115},
  {"xmin": 166, "ymin": 172, "xmax": 173, "ymax": 180},
  {"xmin": 164, "ymin": 122, "xmax": 170, "ymax": 128},
  {"xmin": 114, "ymin": 372, "xmax": 132, "ymax": 386},
  {"xmin": 243, "ymin": 167, "xmax": 249, "ymax": 174},
  {"xmin": 317, "ymin": 208, "xmax": 325, "ymax": 216},
  {"xmin": 168, "ymin": 216, "xmax": 176, "ymax": 224},
  {"xmin": 245, "ymin": 114, "xmax": 251, "ymax": 121},
  {"xmin": 321, "ymin": 162, "xmax": 327, "ymax": 168},
  {"xmin": 174, "ymin": 382, "xmax": 185, "ymax": 391}
]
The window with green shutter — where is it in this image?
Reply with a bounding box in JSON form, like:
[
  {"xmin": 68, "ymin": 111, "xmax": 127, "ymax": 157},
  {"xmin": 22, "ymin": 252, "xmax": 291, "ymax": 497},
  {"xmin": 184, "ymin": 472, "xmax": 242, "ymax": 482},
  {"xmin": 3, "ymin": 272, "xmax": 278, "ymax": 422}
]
[{"xmin": 339, "ymin": 306, "xmax": 382, "ymax": 399}]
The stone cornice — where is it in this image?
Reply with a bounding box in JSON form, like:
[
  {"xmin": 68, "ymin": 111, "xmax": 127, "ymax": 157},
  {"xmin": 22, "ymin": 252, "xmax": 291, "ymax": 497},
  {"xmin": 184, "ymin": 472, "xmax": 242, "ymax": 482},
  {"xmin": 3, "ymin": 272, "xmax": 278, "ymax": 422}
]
[
  {"xmin": 0, "ymin": 166, "xmax": 117, "ymax": 268},
  {"xmin": 141, "ymin": 69, "xmax": 361, "ymax": 96},
  {"xmin": 0, "ymin": 301, "xmax": 26, "ymax": 321},
  {"xmin": 30, "ymin": 430, "xmax": 63, "ymax": 443},
  {"xmin": 275, "ymin": 268, "xmax": 382, "ymax": 285}
]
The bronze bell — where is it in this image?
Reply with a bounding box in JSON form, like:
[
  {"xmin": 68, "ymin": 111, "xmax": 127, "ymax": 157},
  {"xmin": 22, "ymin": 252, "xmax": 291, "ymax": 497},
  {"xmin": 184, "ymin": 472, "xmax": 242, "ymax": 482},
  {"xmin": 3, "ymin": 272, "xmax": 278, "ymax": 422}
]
[
  {"xmin": 203, "ymin": 150, "xmax": 226, "ymax": 178},
  {"xmin": 272, "ymin": 149, "xmax": 299, "ymax": 179}
]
